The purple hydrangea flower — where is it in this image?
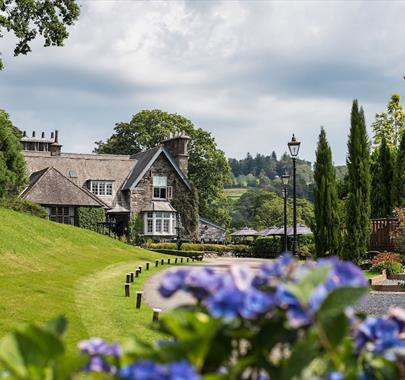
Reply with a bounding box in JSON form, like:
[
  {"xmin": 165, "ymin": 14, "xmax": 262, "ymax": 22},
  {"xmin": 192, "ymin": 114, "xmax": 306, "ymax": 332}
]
[
  {"xmin": 85, "ymin": 355, "xmax": 116, "ymax": 374},
  {"xmin": 119, "ymin": 360, "xmax": 201, "ymax": 380},
  {"xmin": 240, "ymin": 288, "xmax": 275, "ymax": 319},
  {"xmin": 184, "ymin": 267, "xmax": 222, "ymax": 300},
  {"xmin": 253, "ymin": 253, "xmax": 294, "ymax": 287},
  {"xmin": 159, "ymin": 269, "xmax": 188, "ymax": 298},
  {"xmin": 78, "ymin": 337, "xmax": 122, "ymax": 357},
  {"xmin": 327, "ymin": 371, "xmax": 344, "ymax": 380}
]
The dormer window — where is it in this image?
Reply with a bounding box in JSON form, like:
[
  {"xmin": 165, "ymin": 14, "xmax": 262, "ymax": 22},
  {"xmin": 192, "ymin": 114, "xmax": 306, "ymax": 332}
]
[
  {"xmin": 153, "ymin": 176, "xmax": 167, "ymax": 199},
  {"xmin": 90, "ymin": 180, "xmax": 113, "ymax": 196}
]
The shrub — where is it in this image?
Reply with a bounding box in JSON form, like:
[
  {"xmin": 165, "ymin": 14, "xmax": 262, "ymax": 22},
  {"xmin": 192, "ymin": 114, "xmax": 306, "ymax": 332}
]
[
  {"xmin": 370, "ymin": 261, "xmax": 403, "ymax": 276},
  {"xmin": 147, "ymin": 248, "xmax": 203, "ymax": 258},
  {"xmin": 252, "ymin": 236, "xmax": 281, "ymax": 258},
  {"xmin": 127, "ymin": 214, "xmax": 144, "ymax": 245},
  {"xmin": 371, "ymin": 252, "xmax": 402, "ymax": 266},
  {"xmin": 0, "ymin": 197, "xmax": 48, "ymax": 219},
  {"xmin": 143, "ymin": 242, "xmax": 250, "ymax": 255},
  {"xmin": 74, "ymin": 207, "xmax": 105, "ymax": 232}
]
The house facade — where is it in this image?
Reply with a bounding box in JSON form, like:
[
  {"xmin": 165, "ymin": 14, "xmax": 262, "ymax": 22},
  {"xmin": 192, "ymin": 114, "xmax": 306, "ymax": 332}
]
[{"xmin": 20, "ymin": 130, "xmax": 211, "ymax": 240}]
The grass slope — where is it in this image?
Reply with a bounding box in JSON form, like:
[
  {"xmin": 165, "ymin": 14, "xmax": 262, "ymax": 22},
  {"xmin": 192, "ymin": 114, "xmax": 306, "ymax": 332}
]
[
  {"xmin": 224, "ymin": 188, "xmax": 248, "ymax": 201},
  {"xmin": 0, "ymin": 208, "xmax": 172, "ymax": 350}
]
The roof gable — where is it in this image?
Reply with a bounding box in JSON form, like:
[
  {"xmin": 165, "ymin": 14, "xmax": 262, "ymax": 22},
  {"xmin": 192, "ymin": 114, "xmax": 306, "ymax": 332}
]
[
  {"xmin": 21, "ymin": 167, "xmax": 108, "ymax": 207},
  {"xmin": 122, "ymin": 146, "xmax": 191, "ymax": 190}
]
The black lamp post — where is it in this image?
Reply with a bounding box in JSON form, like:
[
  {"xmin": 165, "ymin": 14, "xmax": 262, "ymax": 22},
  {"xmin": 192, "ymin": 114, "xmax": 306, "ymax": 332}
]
[
  {"xmin": 281, "ymin": 171, "xmax": 290, "ymax": 253},
  {"xmin": 288, "ymin": 134, "xmax": 301, "ymax": 255}
]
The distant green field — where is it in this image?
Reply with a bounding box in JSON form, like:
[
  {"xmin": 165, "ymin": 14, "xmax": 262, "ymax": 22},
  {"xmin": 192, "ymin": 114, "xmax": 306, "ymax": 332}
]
[
  {"xmin": 224, "ymin": 188, "xmax": 248, "ymax": 200},
  {"xmin": 0, "ymin": 208, "xmax": 177, "ymax": 351}
]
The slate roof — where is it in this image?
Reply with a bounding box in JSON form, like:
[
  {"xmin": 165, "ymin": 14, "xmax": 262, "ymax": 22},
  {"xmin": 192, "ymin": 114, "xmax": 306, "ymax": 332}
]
[
  {"xmin": 141, "ymin": 201, "xmax": 177, "ymax": 212},
  {"xmin": 21, "ymin": 167, "xmax": 108, "ymax": 207},
  {"xmin": 200, "ymin": 217, "xmax": 226, "ymax": 232},
  {"xmin": 231, "ymin": 226, "xmax": 258, "ymax": 237}
]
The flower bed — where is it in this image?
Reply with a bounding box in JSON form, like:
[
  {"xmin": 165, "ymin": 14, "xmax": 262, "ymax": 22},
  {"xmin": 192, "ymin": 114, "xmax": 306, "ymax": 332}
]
[{"xmin": 1, "ymin": 255, "xmax": 405, "ymax": 379}]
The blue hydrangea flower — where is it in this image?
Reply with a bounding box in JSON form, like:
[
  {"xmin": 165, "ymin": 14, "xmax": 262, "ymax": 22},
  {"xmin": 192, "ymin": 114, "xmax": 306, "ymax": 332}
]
[
  {"xmin": 240, "ymin": 288, "xmax": 275, "ymax": 319},
  {"xmin": 184, "ymin": 267, "xmax": 222, "ymax": 300},
  {"xmin": 159, "ymin": 269, "xmax": 188, "ymax": 298},
  {"xmin": 327, "ymin": 371, "xmax": 344, "ymax": 380},
  {"xmin": 119, "ymin": 360, "xmax": 201, "ymax": 380},
  {"xmin": 253, "ymin": 253, "xmax": 294, "ymax": 287}
]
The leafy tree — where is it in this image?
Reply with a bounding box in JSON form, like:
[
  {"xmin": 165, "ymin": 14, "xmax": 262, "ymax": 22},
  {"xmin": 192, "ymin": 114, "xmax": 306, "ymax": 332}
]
[
  {"xmin": 94, "ymin": 110, "xmax": 232, "ymax": 226},
  {"xmin": 0, "ymin": 110, "xmax": 27, "ymax": 197},
  {"xmin": 313, "ymin": 127, "xmax": 340, "ymax": 257},
  {"xmin": 0, "ymin": 0, "xmax": 80, "ymax": 70},
  {"xmin": 371, "ymin": 93, "xmax": 405, "ymax": 151},
  {"xmin": 392, "ymin": 131, "xmax": 405, "ymax": 207},
  {"xmin": 343, "ymin": 100, "xmax": 371, "ymax": 263},
  {"xmin": 371, "ymin": 137, "xmax": 394, "ymax": 218}
]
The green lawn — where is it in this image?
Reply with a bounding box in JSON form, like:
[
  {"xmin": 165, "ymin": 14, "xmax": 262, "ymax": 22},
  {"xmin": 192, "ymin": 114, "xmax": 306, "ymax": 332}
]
[
  {"xmin": 0, "ymin": 208, "xmax": 176, "ymax": 351},
  {"xmin": 224, "ymin": 188, "xmax": 248, "ymax": 201}
]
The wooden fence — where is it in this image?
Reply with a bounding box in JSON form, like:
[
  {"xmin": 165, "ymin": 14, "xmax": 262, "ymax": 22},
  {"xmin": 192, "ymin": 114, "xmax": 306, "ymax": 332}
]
[{"xmin": 369, "ymin": 218, "xmax": 400, "ymax": 251}]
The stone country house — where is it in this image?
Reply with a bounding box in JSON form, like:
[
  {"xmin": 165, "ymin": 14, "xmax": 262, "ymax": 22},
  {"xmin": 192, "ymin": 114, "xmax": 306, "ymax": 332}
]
[{"xmin": 19, "ymin": 130, "xmax": 226, "ymax": 242}]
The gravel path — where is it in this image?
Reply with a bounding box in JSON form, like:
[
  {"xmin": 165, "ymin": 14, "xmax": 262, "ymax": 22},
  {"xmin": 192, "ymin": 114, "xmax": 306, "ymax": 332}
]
[{"xmin": 142, "ymin": 258, "xmax": 405, "ymax": 316}]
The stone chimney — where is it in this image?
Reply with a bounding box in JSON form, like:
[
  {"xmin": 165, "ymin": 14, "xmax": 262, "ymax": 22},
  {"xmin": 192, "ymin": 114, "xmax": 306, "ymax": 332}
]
[
  {"xmin": 162, "ymin": 132, "xmax": 191, "ymax": 176},
  {"xmin": 50, "ymin": 129, "xmax": 62, "ymax": 156}
]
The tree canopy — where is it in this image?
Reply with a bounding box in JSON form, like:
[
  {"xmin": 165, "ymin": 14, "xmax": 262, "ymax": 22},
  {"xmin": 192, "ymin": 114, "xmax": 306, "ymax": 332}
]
[
  {"xmin": 313, "ymin": 127, "xmax": 340, "ymax": 257},
  {"xmin": 344, "ymin": 100, "xmax": 371, "ymax": 263},
  {"xmin": 392, "ymin": 131, "xmax": 405, "ymax": 208},
  {"xmin": 0, "ymin": 110, "xmax": 27, "ymax": 197},
  {"xmin": 0, "ymin": 0, "xmax": 80, "ymax": 70},
  {"xmin": 371, "ymin": 93, "xmax": 405, "ymax": 151},
  {"xmin": 94, "ymin": 109, "xmax": 232, "ymax": 226}
]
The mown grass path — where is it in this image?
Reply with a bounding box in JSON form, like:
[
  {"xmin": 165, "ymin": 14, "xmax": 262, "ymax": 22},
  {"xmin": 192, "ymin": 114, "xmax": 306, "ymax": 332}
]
[{"xmin": 0, "ymin": 208, "xmax": 176, "ymax": 351}]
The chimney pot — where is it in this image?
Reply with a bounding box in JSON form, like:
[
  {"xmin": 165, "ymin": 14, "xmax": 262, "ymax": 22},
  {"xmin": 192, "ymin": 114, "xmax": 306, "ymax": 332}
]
[
  {"xmin": 51, "ymin": 132, "xmax": 54, "ymax": 139},
  {"xmin": 41, "ymin": 132, "xmax": 45, "ymax": 138},
  {"xmin": 55, "ymin": 130, "xmax": 59, "ymax": 143},
  {"xmin": 32, "ymin": 131, "xmax": 36, "ymax": 137},
  {"xmin": 23, "ymin": 131, "xmax": 26, "ymax": 137}
]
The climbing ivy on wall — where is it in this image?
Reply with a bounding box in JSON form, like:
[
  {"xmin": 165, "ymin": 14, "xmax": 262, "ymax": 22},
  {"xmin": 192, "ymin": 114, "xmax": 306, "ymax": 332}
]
[
  {"xmin": 171, "ymin": 180, "xmax": 199, "ymax": 241},
  {"xmin": 74, "ymin": 207, "xmax": 105, "ymax": 232}
]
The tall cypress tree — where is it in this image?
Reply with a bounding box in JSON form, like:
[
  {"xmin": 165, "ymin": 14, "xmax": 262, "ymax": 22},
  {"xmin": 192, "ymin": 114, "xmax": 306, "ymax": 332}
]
[
  {"xmin": 343, "ymin": 100, "xmax": 371, "ymax": 263},
  {"xmin": 392, "ymin": 131, "xmax": 405, "ymax": 207},
  {"xmin": 371, "ymin": 137, "xmax": 394, "ymax": 217},
  {"xmin": 313, "ymin": 127, "xmax": 340, "ymax": 257}
]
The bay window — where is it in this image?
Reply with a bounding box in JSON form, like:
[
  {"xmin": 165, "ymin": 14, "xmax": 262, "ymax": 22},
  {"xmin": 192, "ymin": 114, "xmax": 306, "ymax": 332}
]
[{"xmin": 144, "ymin": 212, "xmax": 175, "ymax": 235}]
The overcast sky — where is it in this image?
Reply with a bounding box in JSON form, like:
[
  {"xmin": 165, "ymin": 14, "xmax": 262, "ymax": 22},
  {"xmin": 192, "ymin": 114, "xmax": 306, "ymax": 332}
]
[{"xmin": 1, "ymin": 0, "xmax": 405, "ymax": 164}]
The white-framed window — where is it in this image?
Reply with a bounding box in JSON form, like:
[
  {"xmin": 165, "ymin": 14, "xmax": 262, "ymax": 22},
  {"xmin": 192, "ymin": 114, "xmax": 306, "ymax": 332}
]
[
  {"xmin": 153, "ymin": 176, "xmax": 167, "ymax": 199},
  {"xmin": 90, "ymin": 181, "xmax": 113, "ymax": 196},
  {"xmin": 144, "ymin": 212, "xmax": 175, "ymax": 235},
  {"xmin": 48, "ymin": 206, "xmax": 74, "ymax": 225}
]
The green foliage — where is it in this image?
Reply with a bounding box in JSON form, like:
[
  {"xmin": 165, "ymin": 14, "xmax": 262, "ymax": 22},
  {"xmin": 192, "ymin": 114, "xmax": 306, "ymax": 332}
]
[
  {"xmin": 94, "ymin": 110, "xmax": 232, "ymax": 226},
  {"xmin": 0, "ymin": 197, "xmax": 47, "ymax": 219},
  {"xmin": 392, "ymin": 131, "xmax": 405, "ymax": 207},
  {"xmin": 370, "ymin": 261, "xmax": 402, "ymax": 276},
  {"xmin": 313, "ymin": 127, "xmax": 341, "ymax": 257},
  {"xmin": 251, "ymin": 236, "xmax": 281, "ymax": 258},
  {"xmin": 74, "ymin": 207, "xmax": 105, "ymax": 232},
  {"xmin": 147, "ymin": 249, "xmax": 204, "ymax": 258},
  {"xmin": 145, "ymin": 242, "xmax": 250, "ymax": 254},
  {"xmin": 371, "ymin": 138, "xmax": 394, "ymax": 217},
  {"xmin": 0, "ymin": 0, "xmax": 80, "ymax": 70},
  {"xmin": 128, "ymin": 213, "xmax": 144, "ymax": 245},
  {"xmin": 372, "ymin": 93, "xmax": 405, "ymax": 151},
  {"xmin": 0, "ymin": 110, "xmax": 27, "ymax": 197},
  {"xmin": 344, "ymin": 100, "xmax": 371, "ymax": 263},
  {"xmin": 231, "ymin": 188, "xmax": 314, "ymax": 230},
  {"xmin": 171, "ymin": 182, "xmax": 199, "ymax": 240}
]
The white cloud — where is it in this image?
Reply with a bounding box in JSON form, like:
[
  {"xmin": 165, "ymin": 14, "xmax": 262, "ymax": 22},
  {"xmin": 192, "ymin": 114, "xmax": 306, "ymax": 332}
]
[{"xmin": 1, "ymin": 0, "xmax": 405, "ymax": 165}]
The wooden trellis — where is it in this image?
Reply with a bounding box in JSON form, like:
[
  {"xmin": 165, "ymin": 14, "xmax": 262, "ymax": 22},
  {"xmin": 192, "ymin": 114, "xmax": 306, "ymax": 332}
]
[{"xmin": 369, "ymin": 218, "xmax": 400, "ymax": 251}]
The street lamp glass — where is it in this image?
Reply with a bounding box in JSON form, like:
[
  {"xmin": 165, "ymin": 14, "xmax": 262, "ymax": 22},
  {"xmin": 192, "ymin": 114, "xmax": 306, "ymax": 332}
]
[
  {"xmin": 288, "ymin": 134, "xmax": 301, "ymax": 157},
  {"xmin": 281, "ymin": 172, "xmax": 290, "ymax": 186}
]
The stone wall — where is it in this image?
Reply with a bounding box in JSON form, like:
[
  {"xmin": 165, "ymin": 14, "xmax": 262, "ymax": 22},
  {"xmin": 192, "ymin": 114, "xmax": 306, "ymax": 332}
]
[{"xmin": 199, "ymin": 220, "xmax": 226, "ymax": 243}]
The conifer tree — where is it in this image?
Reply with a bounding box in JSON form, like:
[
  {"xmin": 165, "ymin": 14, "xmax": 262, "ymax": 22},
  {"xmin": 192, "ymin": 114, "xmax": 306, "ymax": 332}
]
[
  {"xmin": 313, "ymin": 127, "xmax": 340, "ymax": 257},
  {"xmin": 392, "ymin": 131, "xmax": 405, "ymax": 207},
  {"xmin": 0, "ymin": 110, "xmax": 27, "ymax": 197},
  {"xmin": 343, "ymin": 100, "xmax": 371, "ymax": 263},
  {"xmin": 371, "ymin": 137, "xmax": 394, "ymax": 217}
]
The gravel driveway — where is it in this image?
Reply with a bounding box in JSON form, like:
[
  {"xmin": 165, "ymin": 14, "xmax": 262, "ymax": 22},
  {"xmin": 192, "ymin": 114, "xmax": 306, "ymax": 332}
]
[{"xmin": 142, "ymin": 257, "xmax": 405, "ymax": 316}]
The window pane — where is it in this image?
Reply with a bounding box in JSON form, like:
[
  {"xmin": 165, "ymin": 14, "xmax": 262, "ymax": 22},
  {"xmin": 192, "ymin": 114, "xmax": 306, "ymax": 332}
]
[
  {"xmin": 156, "ymin": 219, "xmax": 162, "ymax": 233},
  {"xmin": 160, "ymin": 188, "xmax": 167, "ymax": 199},
  {"xmin": 155, "ymin": 212, "xmax": 163, "ymax": 218},
  {"xmin": 153, "ymin": 176, "xmax": 167, "ymax": 187},
  {"xmin": 147, "ymin": 220, "xmax": 153, "ymax": 233},
  {"xmin": 147, "ymin": 212, "xmax": 153, "ymax": 218},
  {"xmin": 163, "ymin": 219, "xmax": 170, "ymax": 233},
  {"xmin": 153, "ymin": 187, "xmax": 160, "ymax": 198},
  {"xmin": 99, "ymin": 182, "xmax": 105, "ymax": 195},
  {"xmin": 106, "ymin": 183, "xmax": 112, "ymax": 195}
]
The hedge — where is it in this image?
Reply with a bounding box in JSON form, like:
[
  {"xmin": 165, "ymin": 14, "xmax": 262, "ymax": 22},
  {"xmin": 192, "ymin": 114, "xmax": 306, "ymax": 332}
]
[
  {"xmin": 0, "ymin": 197, "xmax": 48, "ymax": 219},
  {"xmin": 74, "ymin": 207, "xmax": 105, "ymax": 232},
  {"xmin": 251, "ymin": 237, "xmax": 282, "ymax": 258},
  {"xmin": 148, "ymin": 249, "xmax": 204, "ymax": 259},
  {"xmin": 144, "ymin": 242, "xmax": 250, "ymax": 254}
]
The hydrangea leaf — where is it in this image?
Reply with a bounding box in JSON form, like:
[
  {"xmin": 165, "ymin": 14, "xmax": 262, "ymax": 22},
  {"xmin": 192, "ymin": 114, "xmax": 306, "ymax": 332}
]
[{"xmin": 318, "ymin": 287, "xmax": 366, "ymax": 317}]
